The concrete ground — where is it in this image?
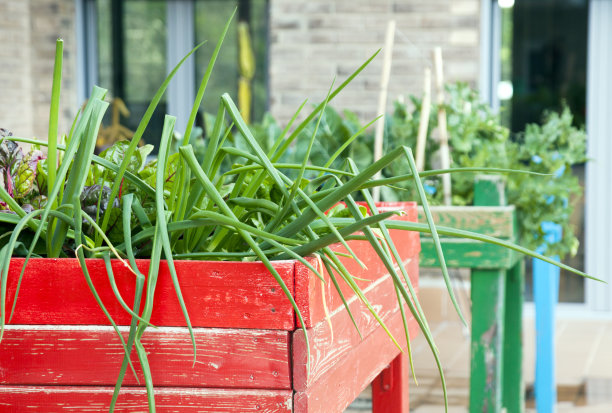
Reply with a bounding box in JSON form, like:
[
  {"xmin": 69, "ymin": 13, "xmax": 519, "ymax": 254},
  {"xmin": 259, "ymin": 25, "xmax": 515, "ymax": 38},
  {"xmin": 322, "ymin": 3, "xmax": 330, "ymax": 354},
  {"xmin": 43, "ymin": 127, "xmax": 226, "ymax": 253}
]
[{"xmin": 345, "ymin": 317, "xmax": 612, "ymax": 412}]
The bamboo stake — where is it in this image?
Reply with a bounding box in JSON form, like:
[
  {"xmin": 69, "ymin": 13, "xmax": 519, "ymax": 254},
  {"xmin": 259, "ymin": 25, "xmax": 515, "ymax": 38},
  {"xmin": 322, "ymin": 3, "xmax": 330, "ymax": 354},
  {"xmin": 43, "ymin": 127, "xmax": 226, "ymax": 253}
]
[
  {"xmin": 415, "ymin": 67, "xmax": 432, "ymax": 172},
  {"xmin": 433, "ymin": 47, "xmax": 452, "ymax": 205},
  {"xmin": 372, "ymin": 20, "xmax": 396, "ymax": 202}
]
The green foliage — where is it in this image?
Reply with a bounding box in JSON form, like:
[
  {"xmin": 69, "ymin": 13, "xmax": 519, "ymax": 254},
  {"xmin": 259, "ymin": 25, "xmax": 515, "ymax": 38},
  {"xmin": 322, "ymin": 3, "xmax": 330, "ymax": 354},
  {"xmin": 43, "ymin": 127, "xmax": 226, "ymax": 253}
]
[
  {"xmin": 247, "ymin": 83, "xmax": 586, "ymax": 258},
  {"xmin": 0, "ymin": 23, "xmax": 592, "ymax": 413},
  {"xmin": 403, "ymin": 84, "xmax": 586, "ymax": 257},
  {"xmin": 506, "ymin": 108, "xmax": 586, "ymax": 256},
  {"xmin": 0, "ymin": 134, "xmax": 47, "ymax": 213}
]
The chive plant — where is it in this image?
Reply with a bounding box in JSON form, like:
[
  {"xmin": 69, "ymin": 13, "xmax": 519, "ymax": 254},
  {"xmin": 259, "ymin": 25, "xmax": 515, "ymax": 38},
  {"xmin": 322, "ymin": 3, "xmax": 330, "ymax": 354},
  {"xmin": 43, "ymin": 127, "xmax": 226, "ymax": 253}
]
[{"xmin": 0, "ymin": 15, "xmax": 599, "ymax": 413}]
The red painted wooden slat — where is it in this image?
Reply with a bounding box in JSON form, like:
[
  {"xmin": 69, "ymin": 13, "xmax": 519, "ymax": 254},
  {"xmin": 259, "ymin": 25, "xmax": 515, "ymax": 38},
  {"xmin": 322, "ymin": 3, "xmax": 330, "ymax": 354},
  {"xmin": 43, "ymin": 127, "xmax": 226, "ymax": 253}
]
[
  {"xmin": 292, "ymin": 256, "xmax": 419, "ymax": 391},
  {"xmin": 0, "ymin": 201, "xmax": 421, "ymax": 412},
  {"xmin": 372, "ymin": 353, "xmax": 410, "ymax": 413},
  {"xmin": 0, "ymin": 326, "xmax": 291, "ymax": 389},
  {"xmin": 5, "ymin": 259, "xmax": 295, "ymax": 330},
  {"xmin": 0, "ymin": 386, "xmax": 293, "ymax": 412},
  {"xmin": 293, "ymin": 306, "xmax": 416, "ymax": 413},
  {"xmin": 295, "ymin": 202, "xmax": 420, "ymax": 328}
]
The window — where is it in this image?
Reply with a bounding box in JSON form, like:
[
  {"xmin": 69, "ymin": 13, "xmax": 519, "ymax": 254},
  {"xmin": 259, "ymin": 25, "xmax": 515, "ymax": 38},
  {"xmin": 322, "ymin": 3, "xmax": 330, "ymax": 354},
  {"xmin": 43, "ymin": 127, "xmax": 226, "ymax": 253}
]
[
  {"xmin": 80, "ymin": 0, "xmax": 269, "ymax": 149},
  {"xmin": 490, "ymin": 0, "xmax": 588, "ymax": 303},
  {"xmin": 499, "ymin": 0, "xmax": 587, "ymax": 132}
]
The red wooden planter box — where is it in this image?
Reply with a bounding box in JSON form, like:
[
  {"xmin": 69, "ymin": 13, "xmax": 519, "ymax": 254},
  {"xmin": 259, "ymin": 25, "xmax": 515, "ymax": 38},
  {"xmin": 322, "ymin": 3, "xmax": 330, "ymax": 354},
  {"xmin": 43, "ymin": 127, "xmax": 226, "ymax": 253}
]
[{"xmin": 0, "ymin": 202, "xmax": 420, "ymax": 412}]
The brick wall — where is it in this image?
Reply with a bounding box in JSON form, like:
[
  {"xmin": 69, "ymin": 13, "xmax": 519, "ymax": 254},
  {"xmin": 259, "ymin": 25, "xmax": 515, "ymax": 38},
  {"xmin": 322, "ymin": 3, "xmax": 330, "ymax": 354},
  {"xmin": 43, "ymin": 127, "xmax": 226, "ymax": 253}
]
[
  {"xmin": 0, "ymin": 1, "xmax": 34, "ymax": 137},
  {"xmin": 268, "ymin": 0, "xmax": 481, "ymax": 123},
  {"xmin": 1, "ymin": 0, "xmax": 481, "ymax": 136},
  {"xmin": 0, "ymin": 0, "xmax": 77, "ymax": 139}
]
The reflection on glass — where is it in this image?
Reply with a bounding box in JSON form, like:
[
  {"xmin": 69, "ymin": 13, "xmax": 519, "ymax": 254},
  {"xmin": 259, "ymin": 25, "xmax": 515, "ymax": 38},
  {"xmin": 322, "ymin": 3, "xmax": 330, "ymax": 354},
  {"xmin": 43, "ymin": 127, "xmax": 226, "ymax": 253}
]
[
  {"xmin": 508, "ymin": 0, "xmax": 587, "ymax": 132},
  {"xmin": 93, "ymin": 0, "xmax": 269, "ymax": 150},
  {"xmin": 96, "ymin": 0, "xmax": 168, "ymax": 148},
  {"xmin": 194, "ymin": 0, "xmax": 268, "ymax": 122},
  {"xmin": 499, "ymin": 0, "xmax": 588, "ymax": 303}
]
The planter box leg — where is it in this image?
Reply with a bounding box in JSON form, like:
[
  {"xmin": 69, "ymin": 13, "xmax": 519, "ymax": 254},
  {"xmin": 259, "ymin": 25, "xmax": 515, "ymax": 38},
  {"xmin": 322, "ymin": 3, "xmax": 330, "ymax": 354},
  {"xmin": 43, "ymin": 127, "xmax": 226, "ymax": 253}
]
[
  {"xmin": 533, "ymin": 222, "xmax": 561, "ymax": 413},
  {"xmin": 372, "ymin": 353, "xmax": 409, "ymax": 412},
  {"xmin": 470, "ymin": 269, "xmax": 506, "ymax": 413},
  {"xmin": 503, "ymin": 261, "xmax": 525, "ymax": 413}
]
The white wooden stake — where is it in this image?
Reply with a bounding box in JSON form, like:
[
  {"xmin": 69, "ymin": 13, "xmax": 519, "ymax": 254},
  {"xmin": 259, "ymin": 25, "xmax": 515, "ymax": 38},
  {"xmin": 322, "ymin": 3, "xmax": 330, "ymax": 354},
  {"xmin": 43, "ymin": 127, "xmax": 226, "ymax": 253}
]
[
  {"xmin": 372, "ymin": 20, "xmax": 395, "ymax": 202},
  {"xmin": 433, "ymin": 47, "xmax": 452, "ymax": 205},
  {"xmin": 415, "ymin": 67, "xmax": 432, "ymax": 172}
]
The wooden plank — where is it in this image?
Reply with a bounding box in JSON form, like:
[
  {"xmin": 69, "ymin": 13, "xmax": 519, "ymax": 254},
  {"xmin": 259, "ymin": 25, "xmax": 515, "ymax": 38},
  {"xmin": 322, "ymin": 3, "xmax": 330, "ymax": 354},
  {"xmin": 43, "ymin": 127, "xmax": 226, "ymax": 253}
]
[
  {"xmin": 420, "ymin": 239, "xmax": 520, "ymax": 269},
  {"xmin": 474, "ymin": 175, "xmax": 506, "ymax": 206},
  {"xmin": 504, "ymin": 261, "xmax": 525, "ymax": 413},
  {"xmin": 470, "ymin": 176, "xmax": 508, "ymax": 413},
  {"xmin": 532, "ymin": 223, "xmax": 561, "ymax": 413},
  {"xmin": 433, "ymin": 46, "xmax": 452, "ymax": 206},
  {"xmin": 0, "ymin": 326, "xmax": 291, "ymax": 389},
  {"xmin": 372, "ymin": 20, "xmax": 396, "ymax": 202},
  {"xmin": 292, "ymin": 256, "xmax": 419, "ymax": 391},
  {"xmin": 371, "ymin": 353, "xmax": 410, "ymax": 413},
  {"xmin": 0, "ymin": 386, "xmax": 293, "ymax": 412},
  {"xmin": 293, "ymin": 306, "xmax": 414, "ymax": 413},
  {"xmin": 418, "ymin": 205, "xmax": 515, "ymax": 238},
  {"xmin": 5, "ymin": 258, "xmax": 295, "ymax": 330},
  {"xmin": 415, "ymin": 67, "xmax": 432, "ymax": 172},
  {"xmin": 469, "ymin": 269, "xmax": 506, "ymax": 413},
  {"xmin": 295, "ymin": 202, "xmax": 420, "ymax": 328}
]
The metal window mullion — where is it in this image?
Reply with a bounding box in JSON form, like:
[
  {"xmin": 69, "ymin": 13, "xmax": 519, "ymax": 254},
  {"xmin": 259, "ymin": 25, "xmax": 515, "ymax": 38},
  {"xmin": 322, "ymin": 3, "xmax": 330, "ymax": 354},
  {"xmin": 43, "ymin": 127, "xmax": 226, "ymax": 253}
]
[
  {"xmin": 166, "ymin": 0, "xmax": 196, "ymax": 136},
  {"xmin": 75, "ymin": 0, "xmax": 99, "ymax": 102},
  {"xmin": 489, "ymin": 1, "xmax": 502, "ymax": 112},
  {"xmin": 586, "ymin": 0, "xmax": 612, "ymax": 311},
  {"xmin": 479, "ymin": 0, "xmax": 494, "ymax": 107}
]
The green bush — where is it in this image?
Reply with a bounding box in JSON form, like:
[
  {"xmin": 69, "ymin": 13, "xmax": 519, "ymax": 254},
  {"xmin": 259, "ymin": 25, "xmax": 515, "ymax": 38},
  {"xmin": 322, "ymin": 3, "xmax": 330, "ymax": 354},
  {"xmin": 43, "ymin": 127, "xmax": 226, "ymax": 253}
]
[{"xmin": 247, "ymin": 83, "xmax": 586, "ymax": 258}]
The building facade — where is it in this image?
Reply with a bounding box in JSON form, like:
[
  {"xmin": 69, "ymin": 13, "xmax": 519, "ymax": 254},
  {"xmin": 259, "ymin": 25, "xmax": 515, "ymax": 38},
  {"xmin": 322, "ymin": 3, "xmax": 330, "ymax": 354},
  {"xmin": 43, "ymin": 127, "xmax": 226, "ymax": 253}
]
[
  {"xmin": 1, "ymin": 0, "xmax": 611, "ymax": 312},
  {"xmin": 0, "ymin": 0, "xmax": 78, "ymax": 138}
]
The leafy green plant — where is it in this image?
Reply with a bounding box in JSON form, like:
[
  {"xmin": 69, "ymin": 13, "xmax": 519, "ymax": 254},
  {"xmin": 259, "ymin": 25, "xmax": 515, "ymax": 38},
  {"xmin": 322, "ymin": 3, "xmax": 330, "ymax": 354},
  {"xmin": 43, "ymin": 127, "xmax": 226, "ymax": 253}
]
[
  {"xmin": 0, "ymin": 131, "xmax": 47, "ymax": 213},
  {"xmin": 396, "ymin": 83, "xmax": 586, "ymax": 257},
  {"xmin": 250, "ymin": 83, "xmax": 586, "ymax": 258},
  {"xmin": 0, "ymin": 21, "xmax": 595, "ymax": 413}
]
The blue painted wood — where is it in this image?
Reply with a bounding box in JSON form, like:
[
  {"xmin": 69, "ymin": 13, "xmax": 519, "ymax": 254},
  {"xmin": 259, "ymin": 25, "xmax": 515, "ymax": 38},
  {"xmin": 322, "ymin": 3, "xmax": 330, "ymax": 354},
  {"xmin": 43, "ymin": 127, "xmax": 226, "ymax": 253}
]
[{"xmin": 533, "ymin": 222, "xmax": 562, "ymax": 413}]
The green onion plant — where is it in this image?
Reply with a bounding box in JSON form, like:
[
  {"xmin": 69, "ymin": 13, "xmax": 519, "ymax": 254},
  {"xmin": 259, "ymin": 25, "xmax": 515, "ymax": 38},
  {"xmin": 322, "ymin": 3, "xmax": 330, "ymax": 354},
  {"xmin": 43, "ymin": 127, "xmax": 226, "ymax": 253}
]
[{"xmin": 0, "ymin": 15, "xmax": 599, "ymax": 413}]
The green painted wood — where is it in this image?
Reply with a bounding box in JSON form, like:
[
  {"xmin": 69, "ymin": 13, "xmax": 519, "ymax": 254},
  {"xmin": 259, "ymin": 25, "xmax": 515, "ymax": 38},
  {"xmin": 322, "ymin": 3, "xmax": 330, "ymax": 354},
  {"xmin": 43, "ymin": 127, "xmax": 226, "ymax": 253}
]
[
  {"xmin": 470, "ymin": 269, "xmax": 506, "ymax": 413},
  {"xmin": 503, "ymin": 261, "xmax": 525, "ymax": 413},
  {"xmin": 420, "ymin": 240, "xmax": 520, "ymax": 269},
  {"xmin": 418, "ymin": 206, "xmax": 515, "ymax": 238},
  {"xmin": 473, "ymin": 175, "xmax": 506, "ymax": 206},
  {"xmin": 469, "ymin": 177, "xmax": 507, "ymax": 413},
  {"xmin": 417, "ymin": 175, "xmax": 525, "ymax": 411}
]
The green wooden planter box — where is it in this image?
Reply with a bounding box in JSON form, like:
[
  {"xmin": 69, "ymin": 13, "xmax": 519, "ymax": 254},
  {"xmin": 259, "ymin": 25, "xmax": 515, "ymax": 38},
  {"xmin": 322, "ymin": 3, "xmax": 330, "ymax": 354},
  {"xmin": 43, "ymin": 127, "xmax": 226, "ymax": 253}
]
[
  {"xmin": 418, "ymin": 176, "xmax": 525, "ymax": 413},
  {"xmin": 419, "ymin": 204, "xmax": 520, "ymax": 269}
]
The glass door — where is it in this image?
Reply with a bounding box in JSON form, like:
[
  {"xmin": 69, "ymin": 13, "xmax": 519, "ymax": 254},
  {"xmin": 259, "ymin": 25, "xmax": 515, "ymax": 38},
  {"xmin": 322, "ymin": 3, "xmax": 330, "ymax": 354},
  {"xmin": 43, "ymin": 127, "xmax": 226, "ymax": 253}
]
[
  {"xmin": 81, "ymin": 0, "xmax": 269, "ymax": 152},
  {"xmin": 96, "ymin": 0, "xmax": 168, "ymax": 149},
  {"xmin": 494, "ymin": 0, "xmax": 588, "ymax": 303}
]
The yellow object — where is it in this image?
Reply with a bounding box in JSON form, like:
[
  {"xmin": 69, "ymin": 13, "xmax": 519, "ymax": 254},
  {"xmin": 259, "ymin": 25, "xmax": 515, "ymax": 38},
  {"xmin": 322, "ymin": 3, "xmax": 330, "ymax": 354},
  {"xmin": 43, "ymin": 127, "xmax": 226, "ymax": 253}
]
[
  {"xmin": 238, "ymin": 77, "xmax": 251, "ymax": 124},
  {"xmin": 238, "ymin": 22, "xmax": 255, "ymax": 79},
  {"xmin": 96, "ymin": 97, "xmax": 138, "ymax": 148},
  {"xmin": 238, "ymin": 22, "xmax": 255, "ymax": 123}
]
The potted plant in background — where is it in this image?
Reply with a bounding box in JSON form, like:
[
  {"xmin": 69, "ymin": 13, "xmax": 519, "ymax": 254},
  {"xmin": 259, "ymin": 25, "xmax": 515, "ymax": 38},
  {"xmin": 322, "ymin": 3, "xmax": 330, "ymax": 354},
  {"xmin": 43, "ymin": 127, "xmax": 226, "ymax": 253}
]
[{"xmin": 0, "ymin": 14, "xmax": 594, "ymax": 413}]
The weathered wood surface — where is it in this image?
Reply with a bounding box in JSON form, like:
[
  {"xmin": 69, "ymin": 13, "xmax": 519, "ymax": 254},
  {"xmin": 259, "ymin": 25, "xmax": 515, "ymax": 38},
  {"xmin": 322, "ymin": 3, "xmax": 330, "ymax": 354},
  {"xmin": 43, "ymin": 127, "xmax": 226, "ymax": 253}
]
[
  {"xmin": 293, "ymin": 304, "xmax": 414, "ymax": 413},
  {"xmin": 418, "ymin": 202, "xmax": 520, "ymax": 269},
  {"xmin": 5, "ymin": 258, "xmax": 295, "ymax": 330},
  {"xmin": 504, "ymin": 262, "xmax": 525, "ymax": 413},
  {"xmin": 420, "ymin": 238, "xmax": 520, "ymax": 269},
  {"xmin": 0, "ymin": 326, "xmax": 291, "ymax": 389},
  {"xmin": 418, "ymin": 205, "xmax": 515, "ymax": 238},
  {"xmin": 467, "ymin": 177, "xmax": 524, "ymax": 413},
  {"xmin": 293, "ymin": 256, "xmax": 419, "ymax": 391},
  {"xmin": 296, "ymin": 202, "xmax": 419, "ymax": 328},
  {"xmin": 470, "ymin": 269, "xmax": 506, "ymax": 412},
  {"xmin": 0, "ymin": 386, "xmax": 293, "ymax": 412},
  {"xmin": 0, "ymin": 202, "xmax": 421, "ymax": 412}
]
